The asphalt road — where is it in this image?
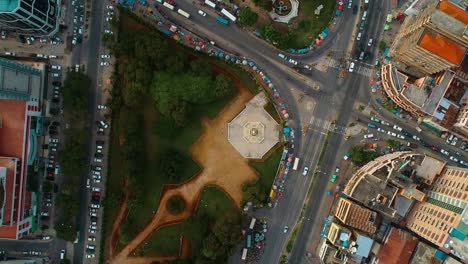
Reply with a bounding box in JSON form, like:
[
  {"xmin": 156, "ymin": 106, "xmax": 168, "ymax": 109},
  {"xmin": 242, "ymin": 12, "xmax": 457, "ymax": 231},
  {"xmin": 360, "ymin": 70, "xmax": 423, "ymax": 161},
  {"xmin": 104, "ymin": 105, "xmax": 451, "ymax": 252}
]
[{"xmin": 71, "ymin": 0, "xmax": 107, "ymax": 262}]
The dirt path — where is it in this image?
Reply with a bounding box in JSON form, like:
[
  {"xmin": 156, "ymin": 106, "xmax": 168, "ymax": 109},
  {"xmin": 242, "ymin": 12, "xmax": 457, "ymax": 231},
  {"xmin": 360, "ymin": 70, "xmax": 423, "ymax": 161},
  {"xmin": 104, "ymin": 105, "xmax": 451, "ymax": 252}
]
[
  {"xmin": 106, "ymin": 181, "xmax": 129, "ymax": 261},
  {"xmin": 110, "ymin": 85, "xmax": 258, "ymax": 263}
]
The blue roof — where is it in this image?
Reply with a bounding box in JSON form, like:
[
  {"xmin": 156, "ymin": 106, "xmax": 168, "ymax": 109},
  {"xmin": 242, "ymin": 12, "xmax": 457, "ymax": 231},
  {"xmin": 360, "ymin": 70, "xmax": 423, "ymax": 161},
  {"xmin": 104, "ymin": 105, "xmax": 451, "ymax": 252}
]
[
  {"xmin": 0, "ymin": 0, "xmax": 18, "ymax": 12},
  {"xmin": 384, "ymin": 48, "xmax": 390, "ymax": 56},
  {"xmin": 449, "ymin": 228, "xmax": 465, "ymax": 241},
  {"xmin": 434, "ymin": 250, "xmax": 447, "ymax": 260},
  {"xmin": 355, "ymin": 235, "xmax": 373, "ymax": 257}
]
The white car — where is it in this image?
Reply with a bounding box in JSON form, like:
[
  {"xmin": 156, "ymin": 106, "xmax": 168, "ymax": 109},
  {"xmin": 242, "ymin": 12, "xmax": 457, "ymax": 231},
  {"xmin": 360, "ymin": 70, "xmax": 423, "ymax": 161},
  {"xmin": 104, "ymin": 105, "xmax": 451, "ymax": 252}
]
[
  {"xmin": 106, "ymin": 16, "xmax": 112, "ymax": 22},
  {"xmin": 449, "ymin": 156, "xmax": 459, "ymax": 162},
  {"xmin": 104, "ymin": 29, "xmax": 113, "ymax": 35},
  {"xmin": 100, "ymin": 54, "xmax": 110, "ymax": 59},
  {"xmin": 94, "ymin": 158, "xmax": 102, "ymax": 163},
  {"xmin": 396, "ymin": 134, "xmax": 405, "ymax": 139},
  {"xmin": 393, "ymin": 125, "xmax": 403, "ymax": 131},
  {"xmin": 94, "ymin": 166, "xmax": 102, "ymax": 171},
  {"xmin": 368, "ymin": 38, "xmax": 373, "ymax": 46},
  {"xmin": 283, "ymin": 226, "xmax": 289, "ymax": 233},
  {"xmin": 288, "ymin": 59, "xmax": 298, "ymax": 65},
  {"xmin": 90, "ymin": 204, "xmax": 100, "ymax": 209},
  {"xmin": 86, "ymin": 245, "xmax": 96, "ymax": 250},
  {"xmin": 440, "ymin": 149, "xmax": 450, "ymax": 156},
  {"xmin": 387, "ymin": 131, "xmax": 397, "ymax": 137},
  {"xmin": 86, "ymin": 254, "xmax": 95, "ymax": 258},
  {"xmin": 92, "ymin": 187, "xmax": 101, "ymax": 192},
  {"xmin": 88, "ymin": 229, "xmax": 96, "ymax": 234},
  {"xmin": 348, "ymin": 62, "xmax": 355, "ymax": 72},
  {"xmin": 98, "ymin": 104, "xmax": 107, "ymax": 110},
  {"xmin": 364, "ymin": 133, "xmax": 374, "ymax": 139},
  {"xmin": 89, "ymin": 212, "xmax": 97, "ymax": 217},
  {"xmin": 86, "ymin": 179, "xmax": 90, "ymax": 188},
  {"xmin": 412, "ymin": 135, "xmax": 421, "ymax": 141},
  {"xmin": 198, "ymin": 10, "xmax": 207, "ymax": 16},
  {"xmin": 107, "ymin": 5, "xmax": 114, "ymax": 9},
  {"xmin": 377, "ymin": 128, "xmax": 386, "ymax": 133},
  {"xmin": 370, "ymin": 117, "xmax": 380, "ymax": 123},
  {"xmin": 94, "ymin": 178, "xmax": 101, "ymax": 184},
  {"xmin": 100, "ymin": 61, "xmax": 110, "ymax": 66},
  {"xmin": 302, "ymin": 167, "xmax": 309, "ymax": 176}
]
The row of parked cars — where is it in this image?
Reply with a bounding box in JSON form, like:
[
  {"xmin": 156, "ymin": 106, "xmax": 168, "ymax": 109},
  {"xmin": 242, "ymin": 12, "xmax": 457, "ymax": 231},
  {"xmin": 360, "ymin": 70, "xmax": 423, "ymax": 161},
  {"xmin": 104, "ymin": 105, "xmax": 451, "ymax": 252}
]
[{"xmin": 365, "ymin": 117, "xmax": 467, "ymax": 167}]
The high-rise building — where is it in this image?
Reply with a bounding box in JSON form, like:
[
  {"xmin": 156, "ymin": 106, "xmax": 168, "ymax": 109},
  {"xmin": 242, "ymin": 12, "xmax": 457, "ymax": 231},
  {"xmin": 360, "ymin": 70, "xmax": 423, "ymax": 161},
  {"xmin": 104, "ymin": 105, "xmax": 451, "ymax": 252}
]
[
  {"xmin": 0, "ymin": 57, "xmax": 45, "ymax": 239},
  {"xmin": 406, "ymin": 166, "xmax": 468, "ymax": 259},
  {"xmin": 0, "ymin": 0, "xmax": 61, "ymax": 36},
  {"xmin": 389, "ymin": 0, "xmax": 468, "ymax": 75}
]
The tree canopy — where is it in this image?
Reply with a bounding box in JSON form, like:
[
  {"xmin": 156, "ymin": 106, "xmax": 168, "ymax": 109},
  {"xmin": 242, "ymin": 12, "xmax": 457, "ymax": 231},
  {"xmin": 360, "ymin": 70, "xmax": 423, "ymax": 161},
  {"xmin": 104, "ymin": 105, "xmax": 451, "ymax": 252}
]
[
  {"xmin": 239, "ymin": 7, "xmax": 259, "ymax": 26},
  {"xmin": 349, "ymin": 145, "xmax": 377, "ymax": 166}
]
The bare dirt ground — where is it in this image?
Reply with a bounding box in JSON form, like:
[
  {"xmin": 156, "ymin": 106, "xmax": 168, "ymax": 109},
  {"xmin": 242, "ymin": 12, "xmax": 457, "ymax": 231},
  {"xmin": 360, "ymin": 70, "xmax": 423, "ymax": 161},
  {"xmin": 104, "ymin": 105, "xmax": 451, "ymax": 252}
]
[{"xmin": 109, "ymin": 79, "xmax": 258, "ymax": 264}]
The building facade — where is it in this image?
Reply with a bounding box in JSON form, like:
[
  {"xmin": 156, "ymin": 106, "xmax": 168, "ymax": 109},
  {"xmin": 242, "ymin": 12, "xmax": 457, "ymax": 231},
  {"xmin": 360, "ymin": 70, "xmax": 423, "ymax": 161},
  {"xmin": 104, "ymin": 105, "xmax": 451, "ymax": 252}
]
[
  {"xmin": 389, "ymin": 0, "xmax": 468, "ymax": 75},
  {"xmin": 0, "ymin": 0, "xmax": 61, "ymax": 36}
]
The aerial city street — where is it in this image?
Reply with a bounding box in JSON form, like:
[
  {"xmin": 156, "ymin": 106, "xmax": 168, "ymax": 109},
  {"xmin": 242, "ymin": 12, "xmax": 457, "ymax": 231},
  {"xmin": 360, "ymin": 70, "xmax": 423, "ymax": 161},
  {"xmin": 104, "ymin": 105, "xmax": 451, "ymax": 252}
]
[{"xmin": 0, "ymin": 0, "xmax": 467, "ymax": 263}]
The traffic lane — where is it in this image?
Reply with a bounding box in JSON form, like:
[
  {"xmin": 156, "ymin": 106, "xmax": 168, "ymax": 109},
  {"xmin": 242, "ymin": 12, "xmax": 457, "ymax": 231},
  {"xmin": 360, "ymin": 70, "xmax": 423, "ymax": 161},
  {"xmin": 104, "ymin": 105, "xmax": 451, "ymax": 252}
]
[
  {"xmin": 257, "ymin": 131, "xmax": 327, "ymax": 264},
  {"xmin": 289, "ymin": 75, "xmax": 363, "ymax": 262},
  {"xmin": 362, "ymin": 0, "xmax": 386, "ymax": 58},
  {"xmin": 74, "ymin": 0, "xmax": 107, "ymax": 262}
]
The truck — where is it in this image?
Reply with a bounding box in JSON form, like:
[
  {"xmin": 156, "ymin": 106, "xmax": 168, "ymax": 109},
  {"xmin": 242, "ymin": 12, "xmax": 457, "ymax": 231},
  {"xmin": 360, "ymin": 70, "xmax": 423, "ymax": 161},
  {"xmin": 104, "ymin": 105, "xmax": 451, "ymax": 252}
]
[
  {"xmin": 177, "ymin": 8, "xmax": 190, "ymax": 18},
  {"xmin": 292, "ymin": 157, "xmax": 300, "ymax": 170},
  {"xmin": 216, "ymin": 16, "xmax": 229, "ymax": 25}
]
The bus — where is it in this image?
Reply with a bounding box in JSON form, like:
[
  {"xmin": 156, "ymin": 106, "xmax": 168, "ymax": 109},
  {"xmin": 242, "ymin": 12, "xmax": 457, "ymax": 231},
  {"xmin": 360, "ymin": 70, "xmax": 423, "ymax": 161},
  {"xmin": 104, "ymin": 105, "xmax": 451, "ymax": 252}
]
[
  {"xmin": 216, "ymin": 16, "xmax": 229, "ymax": 25},
  {"xmin": 204, "ymin": 0, "xmax": 216, "ymax": 8},
  {"xmin": 249, "ymin": 217, "xmax": 256, "ymax": 229},
  {"xmin": 241, "ymin": 248, "xmax": 248, "ymax": 260},
  {"xmin": 177, "ymin": 8, "xmax": 190, "ymax": 18},
  {"xmin": 292, "ymin": 158, "xmax": 300, "ymax": 171},
  {"xmin": 221, "ymin": 8, "xmax": 237, "ymax": 22},
  {"xmin": 163, "ymin": 2, "xmax": 174, "ymax": 10}
]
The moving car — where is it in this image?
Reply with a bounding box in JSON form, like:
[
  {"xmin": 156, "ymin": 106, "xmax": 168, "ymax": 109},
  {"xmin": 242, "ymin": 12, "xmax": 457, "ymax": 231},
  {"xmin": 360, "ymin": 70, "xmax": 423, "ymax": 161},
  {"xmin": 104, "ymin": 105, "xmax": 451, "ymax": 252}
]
[
  {"xmin": 348, "ymin": 62, "xmax": 355, "ymax": 72},
  {"xmin": 302, "ymin": 167, "xmax": 309, "ymax": 176},
  {"xmin": 367, "ymin": 38, "xmax": 373, "ymax": 46},
  {"xmin": 283, "ymin": 226, "xmax": 289, "ymax": 233}
]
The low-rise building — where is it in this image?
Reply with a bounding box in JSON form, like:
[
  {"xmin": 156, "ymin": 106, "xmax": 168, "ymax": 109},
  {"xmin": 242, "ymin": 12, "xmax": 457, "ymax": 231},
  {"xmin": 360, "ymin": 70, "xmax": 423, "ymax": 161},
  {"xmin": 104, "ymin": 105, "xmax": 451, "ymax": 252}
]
[
  {"xmin": 335, "ymin": 198, "xmax": 380, "ymax": 234},
  {"xmin": 372, "ymin": 227, "xmax": 419, "ymax": 264}
]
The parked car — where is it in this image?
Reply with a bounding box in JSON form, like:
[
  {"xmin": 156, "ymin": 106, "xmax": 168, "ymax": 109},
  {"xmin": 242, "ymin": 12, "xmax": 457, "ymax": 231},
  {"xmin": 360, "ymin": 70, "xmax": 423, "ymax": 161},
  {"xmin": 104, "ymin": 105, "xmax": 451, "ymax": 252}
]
[
  {"xmin": 348, "ymin": 62, "xmax": 355, "ymax": 72},
  {"xmin": 364, "ymin": 134, "xmax": 374, "ymax": 139},
  {"xmin": 397, "ymin": 134, "xmax": 405, "ymax": 139},
  {"xmin": 440, "ymin": 149, "xmax": 450, "ymax": 156},
  {"xmin": 387, "ymin": 131, "xmax": 397, "ymax": 137},
  {"xmin": 393, "ymin": 125, "xmax": 403, "ymax": 131},
  {"xmin": 377, "ymin": 128, "xmax": 386, "ymax": 133},
  {"xmin": 198, "ymin": 10, "xmax": 206, "ymax": 16}
]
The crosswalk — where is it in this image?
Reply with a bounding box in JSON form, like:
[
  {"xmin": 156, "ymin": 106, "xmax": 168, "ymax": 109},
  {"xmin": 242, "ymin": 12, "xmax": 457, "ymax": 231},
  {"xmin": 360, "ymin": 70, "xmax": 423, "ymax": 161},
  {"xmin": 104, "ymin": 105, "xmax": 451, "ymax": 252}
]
[
  {"xmin": 307, "ymin": 116, "xmax": 347, "ymax": 135},
  {"xmin": 328, "ymin": 59, "xmax": 373, "ymax": 77}
]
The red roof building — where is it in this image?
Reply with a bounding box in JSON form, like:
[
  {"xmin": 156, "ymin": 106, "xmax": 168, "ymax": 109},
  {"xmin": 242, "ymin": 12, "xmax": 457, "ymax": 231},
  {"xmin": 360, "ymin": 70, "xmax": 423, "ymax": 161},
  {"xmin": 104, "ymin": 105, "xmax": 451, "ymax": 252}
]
[
  {"xmin": 0, "ymin": 100, "xmax": 33, "ymax": 239},
  {"xmin": 374, "ymin": 227, "xmax": 419, "ymax": 264}
]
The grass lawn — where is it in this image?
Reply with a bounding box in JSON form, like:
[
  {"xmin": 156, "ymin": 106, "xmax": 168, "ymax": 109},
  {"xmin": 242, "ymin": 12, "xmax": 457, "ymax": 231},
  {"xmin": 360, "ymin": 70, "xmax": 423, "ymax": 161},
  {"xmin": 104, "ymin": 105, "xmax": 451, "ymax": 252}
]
[
  {"xmin": 288, "ymin": 0, "xmax": 336, "ymax": 48},
  {"xmin": 136, "ymin": 186, "xmax": 238, "ymax": 257},
  {"xmin": 249, "ymin": 145, "xmax": 283, "ymax": 191},
  {"xmin": 182, "ymin": 186, "xmax": 238, "ymax": 256},
  {"xmin": 135, "ymin": 223, "xmax": 182, "ymax": 257}
]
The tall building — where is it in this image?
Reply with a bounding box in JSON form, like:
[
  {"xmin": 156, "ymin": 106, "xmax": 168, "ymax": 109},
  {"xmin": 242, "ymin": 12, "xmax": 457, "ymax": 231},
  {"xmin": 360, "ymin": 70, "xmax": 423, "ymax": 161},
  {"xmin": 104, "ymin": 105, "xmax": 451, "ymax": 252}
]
[
  {"xmin": 335, "ymin": 198, "xmax": 380, "ymax": 234},
  {"xmin": 0, "ymin": 57, "xmax": 45, "ymax": 239},
  {"xmin": 0, "ymin": 0, "xmax": 61, "ymax": 36},
  {"xmin": 406, "ymin": 166, "xmax": 468, "ymax": 260},
  {"xmin": 389, "ymin": 0, "xmax": 468, "ymax": 75}
]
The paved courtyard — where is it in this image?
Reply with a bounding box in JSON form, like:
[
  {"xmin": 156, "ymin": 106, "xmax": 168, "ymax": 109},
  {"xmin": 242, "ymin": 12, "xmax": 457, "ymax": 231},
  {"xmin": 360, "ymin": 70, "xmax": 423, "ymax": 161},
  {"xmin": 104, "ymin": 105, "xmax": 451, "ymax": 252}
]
[{"xmin": 228, "ymin": 92, "xmax": 280, "ymax": 159}]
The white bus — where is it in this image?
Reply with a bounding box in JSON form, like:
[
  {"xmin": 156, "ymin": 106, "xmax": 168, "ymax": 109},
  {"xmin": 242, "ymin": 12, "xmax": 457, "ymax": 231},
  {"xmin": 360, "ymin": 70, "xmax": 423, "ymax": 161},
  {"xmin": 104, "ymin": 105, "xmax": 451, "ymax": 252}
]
[
  {"xmin": 249, "ymin": 217, "xmax": 256, "ymax": 229},
  {"xmin": 241, "ymin": 248, "xmax": 248, "ymax": 260},
  {"xmin": 292, "ymin": 158, "xmax": 300, "ymax": 171},
  {"xmin": 221, "ymin": 8, "xmax": 237, "ymax": 22},
  {"xmin": 177, "ymin": 8, "xmax": 190, "ymax": 18},
  {"xmin": 204, "ymin": 0, "xmax": 216, "ymax": 8},
  {"xmin": 163, "ymin": 2, "xmax": 174, "ymax": 10}
]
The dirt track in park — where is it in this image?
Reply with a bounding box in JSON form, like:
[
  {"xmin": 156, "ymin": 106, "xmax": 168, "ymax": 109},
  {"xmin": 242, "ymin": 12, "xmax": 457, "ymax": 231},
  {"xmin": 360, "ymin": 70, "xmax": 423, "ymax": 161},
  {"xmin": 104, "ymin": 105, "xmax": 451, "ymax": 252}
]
[{"xmin": 109, "ymin": 71, "xmax": 259, "ymax": 264}]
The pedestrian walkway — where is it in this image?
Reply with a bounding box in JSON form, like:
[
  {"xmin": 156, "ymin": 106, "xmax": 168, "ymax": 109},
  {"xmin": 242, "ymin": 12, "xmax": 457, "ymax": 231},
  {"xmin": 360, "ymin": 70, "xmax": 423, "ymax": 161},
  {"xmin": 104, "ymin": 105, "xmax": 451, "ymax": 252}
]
[
  {"xmin": 309, "ymin": 116, "xmax": 347, "ymax": 135},
  {"xmin": 328, "ymin": 59, "xmax": 372, "ymax": 77}
]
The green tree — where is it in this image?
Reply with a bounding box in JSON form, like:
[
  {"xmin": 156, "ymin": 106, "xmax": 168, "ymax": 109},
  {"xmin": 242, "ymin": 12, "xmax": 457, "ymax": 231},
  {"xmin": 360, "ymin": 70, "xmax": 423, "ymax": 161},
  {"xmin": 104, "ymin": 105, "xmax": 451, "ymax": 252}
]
[
  {"xmin": 239, "ymin": 7, "xmax": 259, "ymax": 26},
  {"xmin": 167, "ymin": 195, "xmax": 186, "ymax": 214},
  {"xmin": 348, "ymin": 145, "xmax": 377, "ymax": 166},
  {"xmin": 56, "ymin": 223, "xmax": 76, "ymax": 242},
  {"xmin": 214, "ymin": 74, "xmax": 234, "ymax": 98},
  {"xmin": 201, "ymin": 210, "xmax": 242, "ymax": 260},
  {"xmin": 43, "ymin": 180, "xmax": 53, "ymax": 193},
  {"xmin": 379, "ymin": 41, "xmax": 387, "ymax": 52},
  {"xmin": 241, "ymin": 180, "xmax": 267, "ymax": 206},
  {"xmin": 386, "ymin": 139, "xmax": 400, "ymax": 148},
  {"xmin": 159, "ymin": 149, "xmax": 186, "ymax": 181},
  {"xmin": 261, "ymin": 25, "xmax": 290, "ymax": 49}
]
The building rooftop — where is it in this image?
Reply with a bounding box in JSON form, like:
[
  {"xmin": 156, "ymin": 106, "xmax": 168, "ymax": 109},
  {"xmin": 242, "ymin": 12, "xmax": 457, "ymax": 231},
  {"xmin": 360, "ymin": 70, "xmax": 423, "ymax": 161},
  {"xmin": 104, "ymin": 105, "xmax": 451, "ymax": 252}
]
[
  {"xmin": 410, "ymin": 242, "xmax": 439, "ymax": 264},
  {"xmin": 393, "ymin": 194, "xmax": 414, "ymax": 217},
  {"xmin": 0, "ymin": 99, "xmax": 27, "ymax": 158},
  {"xmin": 438, "ymin": 0, "xmax": 468, "ymax": 25},
  {"xmin": 415, "ymin": 155, "xmax": 446, "ymax": 185},
  {"xmin": 402, "ymin": 82, "xmax": 430, "ymax": 107},
  {"xmin": 377, "ymin": 227, "xmax": 418, "ymax": 264},
  {"xmin": 421, "ymin": 71, "xmax": 456, "ymax": 114},
  {"xmin": 0, "ymin": 57, "xmax": 43, "ymax": 102},
  {"xmin": 0, "ymin": 0, "xmax": 18, "ymax": 12},
  {"xmin": 419, "ymin": 31, "xmax": 466, "ymax": 65},
  {"xmin": 353, "ymin": 235, "xmax": 373, "ymax": 258},
  {"xmin": 403, "ymin": 0, "xmax": 437, "ymax": 17},
  {"xmin": 0, "ymin": 158, "xmax": 18, "ymax": 228}
]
